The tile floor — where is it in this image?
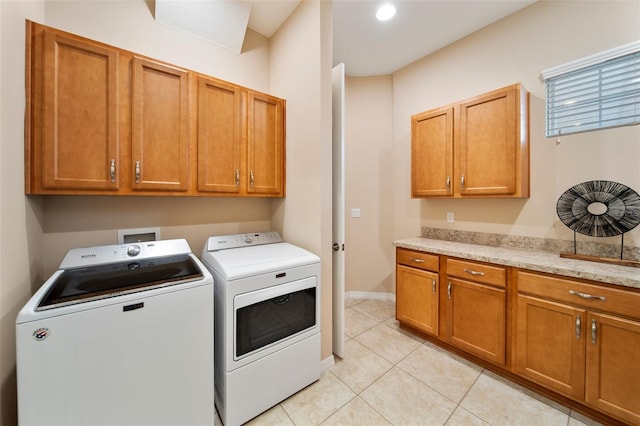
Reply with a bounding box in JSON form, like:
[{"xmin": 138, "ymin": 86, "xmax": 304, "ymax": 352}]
[{"xmin": 226, "ymin": 297, "xmax": 604, "ymax": 426}]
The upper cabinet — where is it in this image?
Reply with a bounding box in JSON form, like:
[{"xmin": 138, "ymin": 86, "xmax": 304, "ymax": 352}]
[
  {"xmin": 246, "ymin": 92, "xmax": 285, "ymax": 196},
  {"xmin": 131, "ymin": 57, "xmax": 190, "ymax": 192},
  {"xmin": 31, "ymin": 28, "xmax": 120, "ymax": 191},
  {"xmin": 25, "ymin": 21, "xmax": 286, "ymax": 198},
  {"xmin": 411, "ymin": 84, "xmax": 529, "ymax": 198}
]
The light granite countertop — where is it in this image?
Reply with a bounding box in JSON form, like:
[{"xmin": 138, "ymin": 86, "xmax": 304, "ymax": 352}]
[{"xmin": 394, "ymin": 237, "xmax": 640, "ymax": 290}]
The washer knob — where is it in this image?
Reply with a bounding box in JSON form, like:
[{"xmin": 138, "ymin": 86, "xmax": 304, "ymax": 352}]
[{"xmin": 127, "ymin": 245, "xmax": 141, "ymax": 257}]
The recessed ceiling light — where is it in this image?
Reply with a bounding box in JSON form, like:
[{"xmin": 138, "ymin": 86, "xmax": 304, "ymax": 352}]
[{"xmin": 376, "ymin": 4, "xmax": 396, "ymax": 21}]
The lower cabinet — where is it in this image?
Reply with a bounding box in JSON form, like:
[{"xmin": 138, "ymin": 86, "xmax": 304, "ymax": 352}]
[
  {"xmin": 515, "ymin": 270, "xmax": 640, "ymax": 425},
  {"xmin": 396, "ymin": 265, "xmax": 439, "ymax": 336},
  {"xmin": 446, "ymin": 278, "xmax": 506, "ymax": 365},
  {"xmin": 395, "ymin": 248, "xmax": 440, "ymax": 336},
  {"xmin": 395, "ymin": 249, "xmax": 640, "ymax": 425}
]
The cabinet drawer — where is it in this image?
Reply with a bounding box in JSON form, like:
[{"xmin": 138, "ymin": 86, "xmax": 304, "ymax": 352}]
[
  {"xmin": 397, "ymin": 248, "xmax": 439, "ymax": 272},
  {"xmin": 446, "ymin": 258, "xmax": 506, "ymax": 288},
  {"xmin": 517, "ymin": 271, "xmax": 640, "ymax": 320}
]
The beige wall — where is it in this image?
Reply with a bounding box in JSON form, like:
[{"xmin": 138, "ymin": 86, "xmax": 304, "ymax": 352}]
[
  {"xmin": 1, "ymin": 2, "xmax": 45, "ymax": 424},
  {"xmin": 342, "ymin": 0, "xmax": 640, "ymax": 298},
  {"xmin": 269, "ymin": 0, "xmax": 334, "ymax": 361},
  {"xmin": 392, "ymin": 0, "xmax": 640, "ymax": 247},
  {"xmin": 344, "ymin": 76, "xmax": 395, "ymax": 294},
  {"xmin": 0, "ymin": 1, "xmax": 331, "ymax": 424}
]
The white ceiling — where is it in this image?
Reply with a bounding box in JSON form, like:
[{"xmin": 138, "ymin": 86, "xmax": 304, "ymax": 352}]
[{"xmin": 155, "ymin": 0, "xmax": 537, "ymax": 76}]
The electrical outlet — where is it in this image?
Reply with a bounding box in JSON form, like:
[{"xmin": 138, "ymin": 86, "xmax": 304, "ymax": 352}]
[
  {"xmin": 446, "ymin": 212, "xmax": 454, "ymax": 223},
  {"xmin": 351, "ymin": 208, "xmax": 361, "ymax": 218}
]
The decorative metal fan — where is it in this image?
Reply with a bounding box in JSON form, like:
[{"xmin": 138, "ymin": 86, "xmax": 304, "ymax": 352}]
[{"xmin": 556, "ymin": 180, "xmax": 640, "ymax": 265}]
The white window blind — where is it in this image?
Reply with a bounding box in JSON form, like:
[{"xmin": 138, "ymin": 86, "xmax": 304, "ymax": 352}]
[{"xmin": 542, "ymin": 41, "xmax": 640, "ymax": 138}]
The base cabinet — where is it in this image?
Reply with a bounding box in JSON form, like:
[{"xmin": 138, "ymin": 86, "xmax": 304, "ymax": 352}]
[
  {"xmin": 396, "ymin": 265, "xmax": 439, "ymax": 336},
  {"xmin": 585, "ymin": 312, "xmax": 640, "ymax": 425},
  {"xmin": 515, "ymin": 294, "xmax": 586, "ymax": 399},
  {"xmin": 396, "ymin": 248, "xmax": 640, "ymax": 425},
  {"xmin": 446, "ymin": 278, "xmax": 506, "ymax": 365},
  {"xmin": 395, "ymin": 248, "xmax": 440, "ymax": 336},
  {"xmin": 515, "ymin": 271, "xmax": 640, "ymax": 425}
]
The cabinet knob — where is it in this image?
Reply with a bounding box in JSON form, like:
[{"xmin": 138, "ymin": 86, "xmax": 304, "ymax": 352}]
[
  {"xmin": 250, "ymin": 170, "xmax": 255, "ymax": 188},
  {"xmin": 447, "ymin": 281, "xmax": 452, "ymax": 300},
  {"xmin": 463, "ymin": 268, "xmax": 484, "ymax": 276},
  {"xmin": 235, "ymin": 169, "xmax": 240, "ymax": 187},
  {"xmin": 591, "ymin": 319, "xmax": 597, "ymax": 344},
  {"xmin": 575, "ymin": 315, "xmax": 581, "ymax": 340},
  {"xmin": 460, "ymin": 175, "xmax": 466, "ymax": 190},
  {"xmin": 409, "ymin": 257, "xmax": 425, "ymax": 263},
  {"xmin": 432, "ymin": 279, "xmax": 436, "ymax": 294},
  {"xmin": 446, "ymin": 176, "xmax": 451, "ymax": 191}
]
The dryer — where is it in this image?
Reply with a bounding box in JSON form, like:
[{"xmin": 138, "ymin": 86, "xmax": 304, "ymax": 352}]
[{"xmin": 200, "ymin": 232, "xmax": 321, "ymax": 426}]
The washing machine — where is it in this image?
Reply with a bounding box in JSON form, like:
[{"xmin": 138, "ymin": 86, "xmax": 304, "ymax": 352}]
[
  {"xmin": 200, "ymin": 232, "xmax": 321, "ymax": 426},
  {"xmin": 16, "ymin": 239, "xmax": 214, "ymax": 426}
]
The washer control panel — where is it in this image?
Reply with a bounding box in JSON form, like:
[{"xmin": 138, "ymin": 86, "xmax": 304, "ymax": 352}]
[
  {"xmin": 206, "ymin": 232, "xmax": 283, "ymax": 252},
  {"xmin": 59, "ymin": 239, "xmax": 192, "ymax": 269}
]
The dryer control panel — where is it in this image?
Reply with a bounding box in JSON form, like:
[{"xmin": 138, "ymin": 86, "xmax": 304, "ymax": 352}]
[{"xmin": 206, "ymin": 232, "xmax": 283, "ymax": 252}]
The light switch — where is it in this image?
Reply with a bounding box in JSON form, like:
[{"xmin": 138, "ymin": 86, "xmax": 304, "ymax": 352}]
[
  {"xmin": 351, "ymin": 208, "xmax": 361, "ymax": 218},
  {"xmin": 446, "ymin": 212, "xmax": 454, "ymax": 223}
]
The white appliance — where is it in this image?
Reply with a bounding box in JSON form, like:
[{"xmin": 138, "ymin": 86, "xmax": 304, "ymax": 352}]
[
  {"xmin": 16, "ymin": 239, "xmax": 214, "ymax": 426},
  {"xmin": 200, "ymin": 232, "xmax": 321, "ymax": 426}
]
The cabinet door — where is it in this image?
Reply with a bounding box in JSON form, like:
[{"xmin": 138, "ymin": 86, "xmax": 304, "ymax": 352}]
[
  {"xmin": 411, "ymin": 106, "xmax": 453, "ymax": 197},
  {"xmin": 396, "ymin": 265, "xmax": 439, "ymax": 336},
  {"xmin": 197, "ymin": 76, "xmax": 244, "ymax": 193},
  {"xmin": 41, "ymin": 30, "xmax": 119, "ymax": 190},
  {"xmin": 586, "ymin": 312, "xmax": 640, "ymax": 424},
  {"xmin": 515, "ymin": 294, "xmax": 586, "ymax": 399},
  {"xmin": 131, "ymin": 57, "xmax": 189, "ymax": 191},
  {"xmin": 246, "ymin": 92, "xmax": 285, "ymax": 196},
  {"xmin": 457, "ymin": 86, "xmax": 517, "ymax": 196},
  {"xmin": 446, "ymin": 278, "xmax": 506, "ymax": 365}
]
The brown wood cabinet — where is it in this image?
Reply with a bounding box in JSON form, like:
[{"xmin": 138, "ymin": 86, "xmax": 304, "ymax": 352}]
[
  {"xmin": 411, "ymin": 84, "xmax": 529, "ymax": 198},
  {"xmin": 197, "ymin": 76, "xmax": 244, "ymax": 194},
  {"xmin": 515, "ymin": 271, "xmax": 640, "ymax": 424},
  {"xmin": 29, "ymin": 27, "xmax": 120, "ymax": 191},
  {"xmin": 131, "ymin": 57, "xmax": 190, "ymax": 192},
  {"xmin": 396, "ymin": 248, "xmax": 440, "ymax": 336},
  {"xmin": 246, "ymin": 92, "xmax": 285, "ymax": 196},
  {"xmin": 25, "ymin": 21, "xmax": 285, "ymax": 197},
  {"xmin": 395, "ymin": 247, "xmax": 640, "ymax": 425},
  {"xmin": 445, "ymin": 259, "xmax": 507, "ymax": 365}
]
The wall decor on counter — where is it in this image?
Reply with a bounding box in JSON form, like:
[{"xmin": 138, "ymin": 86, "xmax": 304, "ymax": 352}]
[{"xmin": 556, "ymin": 180, "xmax": 640, "ymax": 267}]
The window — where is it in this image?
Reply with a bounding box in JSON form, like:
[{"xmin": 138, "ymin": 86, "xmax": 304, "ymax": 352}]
[{"xmin": 542, "ymin": 41, "xmax": 640, "ymax": 138}]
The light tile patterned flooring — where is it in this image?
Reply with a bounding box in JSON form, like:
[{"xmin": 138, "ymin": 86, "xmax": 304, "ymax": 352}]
[{"xmin": 228, "ymin": 298, "xmax": 604, "ymax": 426}]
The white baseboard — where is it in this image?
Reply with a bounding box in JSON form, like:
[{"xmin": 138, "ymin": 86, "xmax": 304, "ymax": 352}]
[
  {"xmin": 321, "ymin": 355, "xmax": 335, "ymax": 372},
  {"xmin": 345, "ymin": 291, "xmax": 395, "ymax": 304}
]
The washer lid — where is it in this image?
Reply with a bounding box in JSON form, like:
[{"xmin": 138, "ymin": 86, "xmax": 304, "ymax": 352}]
[
  {"xmin": 201, "ymin": 242, "xmax": 319, "ymax": 281},
  {"xmin": 37, "ymin": 254, "xmax": 204, "ymax": 310}
]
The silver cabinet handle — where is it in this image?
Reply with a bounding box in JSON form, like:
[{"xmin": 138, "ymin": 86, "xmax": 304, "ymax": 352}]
[
  {"xmin": 432, "ymin": 279, "xmax": 436, "ymax": 294},
  {"xmin": 460, "ymin": 175, "xmax": 466, "ymax": 190},
  {"xmin": 569, "ymin": 290, "xmax": 606, "ymax": 301},
  {"xmin": 110, "ymin": 159, "xmax": 116, "ymax": 183},
  {"xmin": 591, "ymin": 319, "xmax": 597, "ymax": 344},
  {"xmin": 447, "ymin": 281, "xmax": 452, "ymax": 300},
  {"xmin": 446, "ymin": 176, "xmax": 451, "ymax": 191},
  {"xmin": 135, "ymin": 160, "xmax": 141, "ymax": 184},
  {"xmin": 575, "ymin": 315, "xmax": 581, "ymax": 340},
  {"xmin": 235, "ymin": 169, "xmax": 240, "ymax": 187},
  {"xmin": 409, "ymin": 258, "xmax": 425, "ymax": 263},
  {"xmin": 463, "ymin": 268, "xmax": 485, "ymax": 276},
  {"xmin": 250, "ymin": 170, "xmax": 255, "ymax": 188}
]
